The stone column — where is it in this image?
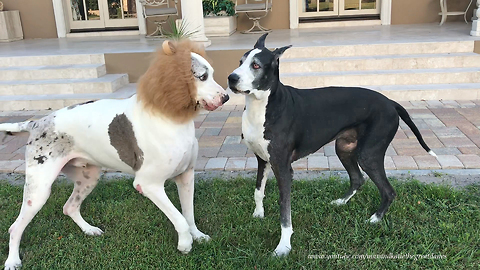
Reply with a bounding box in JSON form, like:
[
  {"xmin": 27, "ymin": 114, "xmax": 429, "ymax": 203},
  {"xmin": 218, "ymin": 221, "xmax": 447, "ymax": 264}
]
[
  {"xmin": 181, "ymin": 0, "xmax": 210, "ymax": 46},
  {"xmin": 52, "ymin": 0, "xmax": 67, "ymax": 38},
  {"xmin": 471, "ymin": 0, "xmax": 480, "ymax": 36},
  {"xmin": 136, "ymin": 0, "xmax": 147, "ymax": 35}
]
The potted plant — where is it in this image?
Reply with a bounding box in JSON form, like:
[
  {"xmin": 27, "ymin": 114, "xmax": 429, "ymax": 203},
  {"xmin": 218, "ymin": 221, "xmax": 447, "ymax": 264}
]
[{"xmin": 202, "ymin": 0, "xmax": 236, "ymax": 37}]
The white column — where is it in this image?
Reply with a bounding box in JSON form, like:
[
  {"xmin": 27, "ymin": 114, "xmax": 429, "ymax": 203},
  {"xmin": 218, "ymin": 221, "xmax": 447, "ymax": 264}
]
[
  {"xmin": 181, "ymin": 0, "xmax": 210, "ymax": 46},
  {"xmin": 52, "ymin": 0, "xmax": 67, "ymax": 38},
  {"xmin": 289, "ymin": 0, "xmax": 298, "ymax": 29},
  {"xmin": 380, "ymin": 0, "xmax": 392, "ymax": 25},
  {"xmin": 471, "ymin": 0, "xmax": 480, "ymax": 36},
  {"xmin": 135, "ymin": 0, "xmax": 147, "ymax": 35}
]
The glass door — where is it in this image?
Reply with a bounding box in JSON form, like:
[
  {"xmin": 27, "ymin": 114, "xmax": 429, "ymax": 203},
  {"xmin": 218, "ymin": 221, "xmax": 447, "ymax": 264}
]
[
  {"xmin": 103, "ymin": 0, "xmax": 138, "ymax": 28},
  {"xmin": 299, "ymin": 0, "xmax": 379, "ymax": 18},
  {"xmin": 340, "ymin": 0, "xmax": 379, "ymax": 15},
  {"xmin": 68, "ymin": 0, "xmax": 138, "ymax": 30}
]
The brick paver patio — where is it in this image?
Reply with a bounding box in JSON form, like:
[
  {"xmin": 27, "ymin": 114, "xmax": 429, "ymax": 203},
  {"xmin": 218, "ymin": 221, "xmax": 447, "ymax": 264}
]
[{"xmin": 1, "ymin": 100, "xmax": 480, "ymax": 174}]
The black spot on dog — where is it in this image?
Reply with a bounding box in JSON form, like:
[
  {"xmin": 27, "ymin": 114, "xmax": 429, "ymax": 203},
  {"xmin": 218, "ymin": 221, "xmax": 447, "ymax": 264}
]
[
  {"xmin": 108, "ymin": 114, "xmax": 144, "ymax": 171},
  {"xmin": 75, "ymin": 195, "xmax": 81, "ymax": 201},
  {"xmin": 33, "ymin": 155, "xmax": 47, "ymax": 164},
  {"xmin": 82, "ymin": 170, "xmax": 90, "ymax": 179},
  {"xmin": 67, "ymin": 100, "xmax": 96, "ymax": 110},
  {"xmin": 40, "ymin": 132, "xmax": 47, "ymax": 139},
  {"xmin": 76, "ymin": 181, "xmax": 82, "ymax": 186},
  {"xmin": 49, "ymin": 151, "xmax": 52, "ymax": 156}
]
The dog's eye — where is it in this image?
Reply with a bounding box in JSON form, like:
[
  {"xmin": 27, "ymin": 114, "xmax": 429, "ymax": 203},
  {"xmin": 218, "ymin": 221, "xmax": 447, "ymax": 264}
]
[
  {"xmin": 199, "ymin": 73, "xmax": 208, "ymax": 81},
  {"xmin": 252, "ymin": 63, "xmax": 260, "ymax": 69}
]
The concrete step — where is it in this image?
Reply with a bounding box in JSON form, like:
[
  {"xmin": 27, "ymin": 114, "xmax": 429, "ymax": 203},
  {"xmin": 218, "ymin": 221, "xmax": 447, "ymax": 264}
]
[
  {"xmin": 0, "ymin": 54, "xmax": 105, "ymax": 67},
  {"xmin": 372, "ymin": 83, "xmax": 480, "ymax": 101},
  {"xmin": 0, "ymin": 83, "xmax": 137, "ymax": 111},
  {"xmin": 280, "ymin": 53, "xmax": 480, "ymax": 73},
  {"xmin": 280, "ymin": 67, "xmax": 480, "ymax": 88},
  {"xmin": 283, "ymin": 41, "xmax": 474, "ymax": 59},
  {"xmin": 0, "ymin": 74, "xmax": 129, "ymax": 96},
  {"xmin": 0, "ymin": 64, "xmax": 107, "ymax": 81},
  {"xmin": 227, "ymin": 83, "xmax": 480, "ymax": 103}
]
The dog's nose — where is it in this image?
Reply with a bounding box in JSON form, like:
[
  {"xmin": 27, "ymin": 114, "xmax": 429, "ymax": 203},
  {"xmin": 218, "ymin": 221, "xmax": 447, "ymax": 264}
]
[
  {"xmin": 221, "ymin": 94, "xmax": 230, "ymax": 104},
  {"xmin": 228, "ymin": 73, "xmax": 240, "ymax": 86}
]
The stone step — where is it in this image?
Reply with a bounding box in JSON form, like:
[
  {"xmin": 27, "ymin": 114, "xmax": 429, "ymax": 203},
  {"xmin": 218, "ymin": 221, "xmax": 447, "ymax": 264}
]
[
  {"xmin": 283, "ymin": 41, "xmax": 474, "ymax": 59},
  {"xmin": 0, "ymin": 83, "xmax": 137, "ymax": 111},
  {"xmin": 227, "ymin": 83, "xmax": 480, "ymax": 103},
  {"xmin": 0, "ymin": 74, "xmax": 129, "ymax": 96},
  {"xmin": 280, "ymin": 53, "xmax": 480, "ymax": 73},
  {"xmin": 0, "ymin": 54, "xmax": 105, "ymax": 67},
  {"xmin": 0, "ymin": 64, "xmax": 107, "ymax": 81},
  {"xmin": 280, "ymin": 67, "xmax": 480, "ymax": 88},
  {"xmin": 373, "ymin": 83, "xmax": 480, "ymax": 101}
]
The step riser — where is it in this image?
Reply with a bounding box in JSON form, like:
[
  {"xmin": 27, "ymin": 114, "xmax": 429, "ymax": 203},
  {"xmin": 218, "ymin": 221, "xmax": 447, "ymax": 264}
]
[
  {"xmin": 0, "ymin": 75, "xmax": 128, "ymax": 96},
  {"xmin": 379, "ymin": 88, "xmax": 480, "ymax": 101},
  {"xmin": 0, "ymin": 66, "xmax": 106, "ymax": 81},
  {"xmin": 283, "ymin": 41, "xmax": 474, "ymax": 59},
  {"xmin": 0, "ymin": 54, "xmax": 105, "ymax": 67},
  {"xmin": 280, "ymin": 56, "xmax": 480, "ymax": 73},
  {"xmin": 224, "ymin": 88, "xmax": 480, "ymax": 104},
  {"xmin": 1, "ymin": 98, "xmax": 113, "ymax": 111},
  {"xmin": 281, "ymin": 71, "xmax": 480, "ymax": 88}
]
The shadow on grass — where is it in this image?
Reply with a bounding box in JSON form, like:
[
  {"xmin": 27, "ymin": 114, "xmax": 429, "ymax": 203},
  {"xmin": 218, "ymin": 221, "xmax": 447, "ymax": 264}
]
[{"xmin": 1, "ymin": 176, "xmax": 479, "ymax": 269}]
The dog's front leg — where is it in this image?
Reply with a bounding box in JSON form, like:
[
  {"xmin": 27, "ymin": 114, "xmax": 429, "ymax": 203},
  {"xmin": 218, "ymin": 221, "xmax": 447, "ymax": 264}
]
[
  {"xmin": 133, "ymin": 176, "xmax": 193, "ymax": 254},
  {"xmin": 253, "ymin": 155, "xmax": 271, "ymax": 218},
  {"xmin": 270, "ymin": 160, "xmax": 294, "ymax": 257},
  {"xmin": 174, "ymin": 168, "xmax": 210, "ymax": 242}
]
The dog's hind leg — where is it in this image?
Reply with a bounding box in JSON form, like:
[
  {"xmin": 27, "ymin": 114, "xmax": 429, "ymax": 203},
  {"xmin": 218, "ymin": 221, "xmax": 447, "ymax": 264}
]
[
  {"xmin": 133, "ymin": 174, "xmax": 193, "ymax": 254},
  {"xmin": 62, "ymin": 163, "xmax": 103, "ymax": 236},
  {"xmin": 253, "ymin": 155, "xmax": 271, "ymax": 218},
  {"xmin": 174, "ymin": 168, "xmax": 210, "ymax": 242},
  {"xmin": 5, "ymin": 158, "xmax": 67, "ymax": 270},
  {"xmin": 357, "ymin": 124, "xmax": 397, "ymax": 223},
  {"xmin": 331, "ymin": 129, "xmax": 365, "ymax": 206}
]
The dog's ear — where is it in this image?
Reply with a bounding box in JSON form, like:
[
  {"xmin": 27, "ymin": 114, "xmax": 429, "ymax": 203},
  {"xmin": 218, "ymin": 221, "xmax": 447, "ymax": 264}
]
[
  {"xmin": 254, "ymin": 33, "xmax": 269, "ymax": 49},
  {"xmin": 273, "ymin": 45, "xmax": 292, "ymax": 61}
]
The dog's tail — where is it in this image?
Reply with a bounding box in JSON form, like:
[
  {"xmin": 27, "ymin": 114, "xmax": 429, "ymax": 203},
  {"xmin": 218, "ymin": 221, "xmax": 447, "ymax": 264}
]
[
  {"xmin": 0, "ymin": 121, "xmax": 32, "ymax": 134},
  {"xmin": 393, "ymin": 101, "xmax": 437, "ymax": 157}
]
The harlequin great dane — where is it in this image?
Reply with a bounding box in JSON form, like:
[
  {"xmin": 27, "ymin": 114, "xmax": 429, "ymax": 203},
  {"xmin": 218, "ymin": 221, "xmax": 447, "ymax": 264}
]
[
  {"xmin": 2, "ymin": 40, "xmax": 229, "ymax": 269},
  {"xmin": 227, "ymin": 34, "xmax": 436, "ymax": 256}
]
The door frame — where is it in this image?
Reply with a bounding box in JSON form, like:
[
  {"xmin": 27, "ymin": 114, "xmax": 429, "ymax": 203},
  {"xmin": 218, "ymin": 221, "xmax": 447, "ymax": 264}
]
[
  {"xmin": 298, "ymin": 0, "xmax": 380, "ymax": 18},
  {"xmin": 52, "ymin": 0, "xmax": 147, "ymax": 37},
  {"xmin": 290, "ymin": 0, "xmax": 391, "ymax": 28},
  {"xmin": 68, "ymin": 0, "xmax": 139, "ymax": 30}
]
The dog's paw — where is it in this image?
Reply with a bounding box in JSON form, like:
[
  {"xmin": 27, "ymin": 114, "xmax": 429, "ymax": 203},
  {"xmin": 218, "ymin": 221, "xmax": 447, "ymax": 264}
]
[
  {"xmin": 273, "ymin": 245, "xmax": 291, "ymax": 257},
  {"xmin": 191, "ymin": 230, "xmax": 211, "ymax": 243},
  {"xmin": 330, "ymin": 198, "xmax": 347, "ymax": 206},
  {"xmin": 177, "ymin": 234, "xmax": 193, "ymax": 254},
  {"xmin": 252, "ymin": 208, "xmax": 264, "ymax": 218},
  {"xmin": 82, "ymin": 225, "xmax": 104, "ymax": 236},
  {"xmin": 366, "ymin": 214, "xmax": 381, "ymax": 224},
  {"xmin": 4, "ymin": 257, "xmax": 21, "ymax": 270}
]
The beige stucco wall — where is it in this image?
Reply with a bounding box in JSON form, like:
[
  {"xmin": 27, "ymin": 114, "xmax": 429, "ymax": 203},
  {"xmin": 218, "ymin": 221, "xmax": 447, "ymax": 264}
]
[
  {"xmin": 391, "ymin": 0, "xmax": 475, "ymax": 25},
  {"xmin": 105, "ymin": 49, "xmax": 244, "ymax": 89},
  {"xmin": 146, "ymin": 0, "xmax": 290, "ymax": 36},
  {"xmin": 475, "ymin": 40, "xmax": 480, "ymax": 54},
  {"xmin": 2, "ymin": 0, "xmax": 58, "ymax": 39}
]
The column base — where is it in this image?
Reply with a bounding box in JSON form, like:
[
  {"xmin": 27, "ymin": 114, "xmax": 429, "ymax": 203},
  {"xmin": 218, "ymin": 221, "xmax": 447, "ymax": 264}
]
[{"xmin": 471, "ymin": 20, "xmax": 480, "ymax": 36}]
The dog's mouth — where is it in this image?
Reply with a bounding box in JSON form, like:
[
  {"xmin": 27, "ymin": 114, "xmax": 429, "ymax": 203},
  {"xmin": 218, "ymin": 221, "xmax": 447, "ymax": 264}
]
[{"xmin": 229, "ymin": 87, "xmax": 250, "ymax": 95}]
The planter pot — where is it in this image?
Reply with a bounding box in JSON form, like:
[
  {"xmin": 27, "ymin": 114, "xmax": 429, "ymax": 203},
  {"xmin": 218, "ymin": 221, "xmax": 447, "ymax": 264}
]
[
  {"xmin": 203, "ymin": 16, "xmax": 236, "ymax": 37},
  {"xmin": 0, "ymin": 10, "xmax": 23, "ymax": 42}
]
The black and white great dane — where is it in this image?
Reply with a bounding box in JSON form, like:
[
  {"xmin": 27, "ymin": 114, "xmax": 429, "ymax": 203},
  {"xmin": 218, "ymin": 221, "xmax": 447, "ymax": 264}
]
[{"xmin": 227, "ymin": 34, "xmax": 436, "ymax": 256}]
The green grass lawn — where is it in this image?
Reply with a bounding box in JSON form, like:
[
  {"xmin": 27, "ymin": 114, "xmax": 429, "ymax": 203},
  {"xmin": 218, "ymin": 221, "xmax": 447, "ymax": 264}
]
[{"xmin": 1, "ymin": 177, "xmax": 479, "ymax": 269}]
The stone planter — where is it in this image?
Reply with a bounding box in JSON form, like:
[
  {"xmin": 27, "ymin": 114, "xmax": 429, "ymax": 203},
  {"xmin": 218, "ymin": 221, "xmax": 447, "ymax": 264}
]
[
  {"xmin": 0, "ymin": 10, "xmax": 23, "ymax": 42},
  {"xmin": 203, "ymin": 16, "xmax": 236, "ymax": 37}
]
